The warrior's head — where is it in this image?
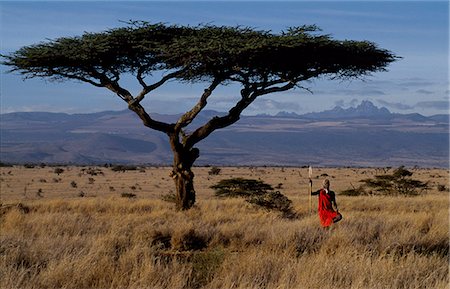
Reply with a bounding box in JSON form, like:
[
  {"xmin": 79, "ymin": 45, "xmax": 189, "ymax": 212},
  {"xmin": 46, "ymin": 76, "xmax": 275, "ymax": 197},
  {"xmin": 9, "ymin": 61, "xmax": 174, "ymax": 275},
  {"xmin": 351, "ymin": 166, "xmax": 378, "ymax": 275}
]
[{"xmin": 323, "ymin": 179, "xmax": 330, "ymax": 190}]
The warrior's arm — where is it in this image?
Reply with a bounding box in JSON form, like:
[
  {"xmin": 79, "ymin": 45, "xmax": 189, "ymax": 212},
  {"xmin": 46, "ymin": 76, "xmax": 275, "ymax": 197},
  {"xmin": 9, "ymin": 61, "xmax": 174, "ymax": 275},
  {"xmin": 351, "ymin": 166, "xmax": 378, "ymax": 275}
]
[{"xmin": 331, "ymin": 192, "xmax": 339, "ymax": 211}]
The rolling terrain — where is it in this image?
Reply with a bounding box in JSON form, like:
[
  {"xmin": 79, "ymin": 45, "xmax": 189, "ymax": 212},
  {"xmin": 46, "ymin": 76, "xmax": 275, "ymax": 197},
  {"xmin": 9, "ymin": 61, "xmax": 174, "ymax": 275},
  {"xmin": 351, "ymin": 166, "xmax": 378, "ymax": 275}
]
[{"xmin": 1, "ymin": 101, "xmax": 448, "ymax": 167}]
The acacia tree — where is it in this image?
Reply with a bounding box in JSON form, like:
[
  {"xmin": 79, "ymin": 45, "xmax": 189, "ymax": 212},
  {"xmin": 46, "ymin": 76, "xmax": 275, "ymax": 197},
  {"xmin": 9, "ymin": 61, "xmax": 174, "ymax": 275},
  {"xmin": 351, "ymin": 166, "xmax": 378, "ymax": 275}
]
[{"xmin": 2, "ymin": 22, "xmax": 397, "ymax": 210}]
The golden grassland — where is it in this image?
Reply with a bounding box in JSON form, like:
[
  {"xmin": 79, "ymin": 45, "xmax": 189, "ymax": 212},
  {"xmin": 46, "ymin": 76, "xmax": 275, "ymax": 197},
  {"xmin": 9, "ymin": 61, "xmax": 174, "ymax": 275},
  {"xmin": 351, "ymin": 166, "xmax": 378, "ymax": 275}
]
[{"xmin": 1, "ymin": 166, "xmax": 449, "ymax": 289}]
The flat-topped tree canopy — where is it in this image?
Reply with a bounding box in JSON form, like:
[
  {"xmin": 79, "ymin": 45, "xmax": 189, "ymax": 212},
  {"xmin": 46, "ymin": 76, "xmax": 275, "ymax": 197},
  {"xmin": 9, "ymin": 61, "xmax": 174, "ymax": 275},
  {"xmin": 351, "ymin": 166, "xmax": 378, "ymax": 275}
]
[
  {"xmin": 3, "ymin": 21, "xmax": 396, "ymax": 88},
  {"xmin": 2, "ymin": 22, "xmax": 398, "ymax": 210}
]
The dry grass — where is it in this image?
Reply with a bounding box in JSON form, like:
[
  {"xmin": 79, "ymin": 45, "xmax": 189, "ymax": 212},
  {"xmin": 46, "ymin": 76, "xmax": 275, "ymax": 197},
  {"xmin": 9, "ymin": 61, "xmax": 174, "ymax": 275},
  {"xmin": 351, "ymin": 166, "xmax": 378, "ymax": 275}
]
[{"xmin": 0, "ymin": 166, "xmax": 449, "ymax": 289}]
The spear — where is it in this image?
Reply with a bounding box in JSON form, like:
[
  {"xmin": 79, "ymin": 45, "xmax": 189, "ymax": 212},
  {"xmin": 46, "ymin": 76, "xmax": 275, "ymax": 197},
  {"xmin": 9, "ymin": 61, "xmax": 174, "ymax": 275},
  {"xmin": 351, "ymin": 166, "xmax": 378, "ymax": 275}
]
[{"xmin": 308, "ymin": 166, "xmax": 313, "ymax": 215}]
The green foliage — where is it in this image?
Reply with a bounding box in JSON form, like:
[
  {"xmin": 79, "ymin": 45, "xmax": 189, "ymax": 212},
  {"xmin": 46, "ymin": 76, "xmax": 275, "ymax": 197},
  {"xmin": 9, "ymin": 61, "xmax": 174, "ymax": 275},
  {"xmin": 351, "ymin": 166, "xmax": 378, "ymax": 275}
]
[
  {"xmin": 344, "ymin": 166, "xmax": 429, "ymax": 196},
  {"xmin": 340, "ymin": 188, "xmax": 367, "ymax": 196},
  {"xmin": 2, "ymin": 22, "xmax": 397, "ymax": 86},
  {"xmin": 211, "ymin": 178, "xmax": 295, "ymax": 217},
  {"xmin": 210, "ymin": 178, "xmax": 274, "ymax": 198},
  {"xmin": 246, "ymin": 191, "xmax": 295, "ymax": 218},
  {"xmin": 111, "ymin": 165, "xmax": 138, "ymax": 172}
]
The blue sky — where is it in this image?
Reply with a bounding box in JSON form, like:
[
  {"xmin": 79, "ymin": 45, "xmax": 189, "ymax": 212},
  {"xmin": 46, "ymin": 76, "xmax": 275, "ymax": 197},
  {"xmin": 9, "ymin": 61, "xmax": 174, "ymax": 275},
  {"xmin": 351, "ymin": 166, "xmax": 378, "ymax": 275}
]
[{"xmin": 1, "ymin": 1, "xmax": 448, "ymax": 116}]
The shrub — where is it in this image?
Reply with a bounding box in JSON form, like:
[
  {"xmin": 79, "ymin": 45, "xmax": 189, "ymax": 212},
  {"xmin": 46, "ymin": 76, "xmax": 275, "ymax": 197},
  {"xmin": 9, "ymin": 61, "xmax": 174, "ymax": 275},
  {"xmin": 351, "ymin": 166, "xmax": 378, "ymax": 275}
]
[
  {"xmin": 82, "ymin": 167, "xmax": 104, "ymax": 176},
  {"xmin": 70, "ymin": 181, "xmax": 77, "ymax": 188},
  {"xmin": 208, "ymin": 167, "xmax": 221, "ymax": 175},
  {"xmin": 211, "ymin": 178, "xmax": 295, "ymax": 218},
  {"xmin": 340, "ymin": 187, "xmax": 365, "ymax": 196},
  {"xmin": 54, "ymin": 168, "xmax": 64, "ymax": 175},
  {"xmin": 437, "ymin": 184, "xmax": 448, "ymax": 192},
  {"xmin": 111, "ymin": 165, "xmax": 137, "ymax": 172},
  {"xmin": 210, "ymin": 178, "xmax": 273, "ymax": 198},
  {"xmin": 246, "ymin": 191, "xmax": 295, "ymax": 218},
  {"xmin": 350, "ymin": 166, "xmax": 429, "ymax": 196},
  {"xmin": 121, "ymin": 192, "xmax": 136, "ymax": 198}
]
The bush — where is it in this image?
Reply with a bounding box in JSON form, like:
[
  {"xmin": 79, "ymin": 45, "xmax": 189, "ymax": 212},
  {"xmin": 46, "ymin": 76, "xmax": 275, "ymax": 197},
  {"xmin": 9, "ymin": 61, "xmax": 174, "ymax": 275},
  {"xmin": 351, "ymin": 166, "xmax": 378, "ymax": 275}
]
[
  {"xmin": 340, "ymin": 188, "xmax": 365, "ymax": 196},
  {"xmin": 54, "ymin": 168, "xmax": 64, "ymax": 175},
  {"xmin": 210, "ymin": 178, "xmax": 273, "ymax": 198},
  {"xmin": 343, "ymin": 166, "xmax": 428, "ymax": 196},
  {"xmin": 246, "ymin": 191, "xmax": 295, "ymax": 218},
  {"xmin": 211, "ymin": 178, "xmax": 295, "ymax": 218},
  {"xmin": 437, "ymin": 184, "xmax": 448, "ymax": 192},
  {"xmin": 82, "ymin": 167, "xmax": 104, "ymax": 176},
  {"xmin": 121, "ymin": 192, "xmax": 136, "ymax": 198},
  {"xmin": 111, "ymin": 165, "xmax": 137, "ymax": 172},
  {"xmin": 208, "ymin": 167, "xmax": 221, "ymax": 175}
]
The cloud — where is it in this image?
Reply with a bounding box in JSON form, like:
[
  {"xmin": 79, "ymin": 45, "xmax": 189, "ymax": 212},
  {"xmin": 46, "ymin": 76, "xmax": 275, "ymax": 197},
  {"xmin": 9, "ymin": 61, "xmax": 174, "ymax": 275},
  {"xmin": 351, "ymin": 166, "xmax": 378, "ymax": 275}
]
[
  {"xmin": 376, "ymin": 99, "xmax": 449, "ymax": 111},
  {"xmin": 333, "ymin": 89, "xmax": 385, "ymax": 97},
  {"xmin": 416, "ymin": 89, "xmax": 434, "ymax": 95},
  {"xmin": 376, "ymin": 100, "xmax": 413, "ymax": 110},
  {"xmin": 251, "ymin": 99, "xmax": 300, "ymax": 112},
  {"xmin": 400, "ymin": 78, "xmax": 435, "ymax": 87},
  {"xmin": 415, "ymin": 100, "xmax": 449, "ymax": 110},
  {"xmin": 334, "ymin": 98, "xmax": 360, "ymax": 108}
]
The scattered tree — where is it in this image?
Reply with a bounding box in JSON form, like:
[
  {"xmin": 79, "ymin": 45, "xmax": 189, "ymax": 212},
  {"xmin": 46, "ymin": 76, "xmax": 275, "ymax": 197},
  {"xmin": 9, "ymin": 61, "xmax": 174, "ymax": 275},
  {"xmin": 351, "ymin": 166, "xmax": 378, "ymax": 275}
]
[
  {"xmin": 2, "ymin": 22, "xmax": 397, "ymax": 210},
  {"xmin": 211, "ymin": 177, "xmax": 295, "ymax": 217},
  {"xmin": 341, "ymin": 166, "xmax": 428, "ymax": 196},
  {"xmin": 211, "ymin": 178, "xmax": 274, "ymax": 198}
]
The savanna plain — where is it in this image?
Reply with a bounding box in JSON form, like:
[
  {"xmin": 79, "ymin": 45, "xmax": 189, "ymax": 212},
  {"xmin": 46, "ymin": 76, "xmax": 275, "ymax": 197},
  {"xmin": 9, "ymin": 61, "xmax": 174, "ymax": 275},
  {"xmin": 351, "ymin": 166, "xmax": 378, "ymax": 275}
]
[{"xmin": 1, "ymin": 165, "xmax": 449, "ymax": 289}]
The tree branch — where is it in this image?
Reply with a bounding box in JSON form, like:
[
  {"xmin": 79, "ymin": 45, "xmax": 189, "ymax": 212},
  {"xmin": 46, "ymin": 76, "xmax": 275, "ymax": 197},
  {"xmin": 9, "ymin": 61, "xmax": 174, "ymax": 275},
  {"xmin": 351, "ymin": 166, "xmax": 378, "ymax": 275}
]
[
  {"xmin": 132, "ymin": 68, "xmax": 188, "ymax": 105},
  {"xmin": 185, "ymin": 89, "xmax": 255, "ymax": 148},
  {"xmin": 49, "ymin": 69, "xmax": 104, "ymax": 87},
  {"xmin": 175, "ymin": 77, "xmax": 222, "ymax": 134},
  {"xmin": 129, "ymin": 103, "xmax": 174, "ymax": 133},
  {"xmin": 97, "ymin": 73, "xmax": 174, "ymax": 134},
  {"xmin": 184, "ymin": 79, "xmax": 304, "ymax": 148}
]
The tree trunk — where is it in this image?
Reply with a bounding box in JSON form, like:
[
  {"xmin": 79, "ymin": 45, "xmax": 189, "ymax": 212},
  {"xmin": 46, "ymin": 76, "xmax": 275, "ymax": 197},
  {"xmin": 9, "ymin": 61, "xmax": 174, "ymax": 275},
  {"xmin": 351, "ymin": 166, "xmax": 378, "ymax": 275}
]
[
  {"xmin": 172, "ymin": 163, "xmax": 196, "ymax": 210},
  {"xmin": 170, "ymin": 136, "xmax": 199, "ymax": 210}
]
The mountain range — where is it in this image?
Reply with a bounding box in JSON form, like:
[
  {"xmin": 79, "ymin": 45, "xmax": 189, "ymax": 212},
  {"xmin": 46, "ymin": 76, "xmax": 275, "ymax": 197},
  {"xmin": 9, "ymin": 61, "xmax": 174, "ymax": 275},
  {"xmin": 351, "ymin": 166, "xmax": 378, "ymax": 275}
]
[{"xmin": 1, "ymin": 101, "xmax": 448, "ymax": 167}]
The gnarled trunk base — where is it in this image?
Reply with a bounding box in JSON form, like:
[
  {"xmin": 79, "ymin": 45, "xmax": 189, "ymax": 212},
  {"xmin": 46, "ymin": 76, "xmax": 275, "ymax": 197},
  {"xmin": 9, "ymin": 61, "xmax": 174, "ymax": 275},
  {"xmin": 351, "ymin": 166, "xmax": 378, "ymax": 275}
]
[
  {"xmin": 173, "ymin": 167, "xmax": 196, "ymax": 210},
  {"xmin": 170, "ymin": 144, "xmax": 199, "ymax": 210}
]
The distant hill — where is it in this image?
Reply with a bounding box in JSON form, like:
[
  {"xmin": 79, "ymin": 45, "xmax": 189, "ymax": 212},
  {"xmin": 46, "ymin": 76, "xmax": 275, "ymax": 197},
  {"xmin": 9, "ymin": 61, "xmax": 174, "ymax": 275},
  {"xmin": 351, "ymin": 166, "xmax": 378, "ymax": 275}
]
[
  {"xmin": 1, "ymin": 101, "xmax": 448, "ymax": 167},
  {"xmin": 302, "ymin": 100, "xmax": 391, "ymax": 119}
]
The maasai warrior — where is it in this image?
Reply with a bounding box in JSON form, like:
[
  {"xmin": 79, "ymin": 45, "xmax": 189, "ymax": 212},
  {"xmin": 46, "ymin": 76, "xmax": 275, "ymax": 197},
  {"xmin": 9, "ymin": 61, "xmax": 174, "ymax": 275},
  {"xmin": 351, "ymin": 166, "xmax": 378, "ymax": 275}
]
[{"xmin": 310, "ymin": 179, "xmax": 342, "ymax": 227}]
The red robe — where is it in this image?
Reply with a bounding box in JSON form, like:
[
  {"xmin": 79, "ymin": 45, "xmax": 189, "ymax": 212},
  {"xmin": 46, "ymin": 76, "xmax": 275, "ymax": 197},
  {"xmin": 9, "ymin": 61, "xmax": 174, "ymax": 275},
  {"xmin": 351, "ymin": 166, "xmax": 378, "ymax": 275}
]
[{"xmin": 317, "ymin": 189, "xmax": 340, "ymax": 227}]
